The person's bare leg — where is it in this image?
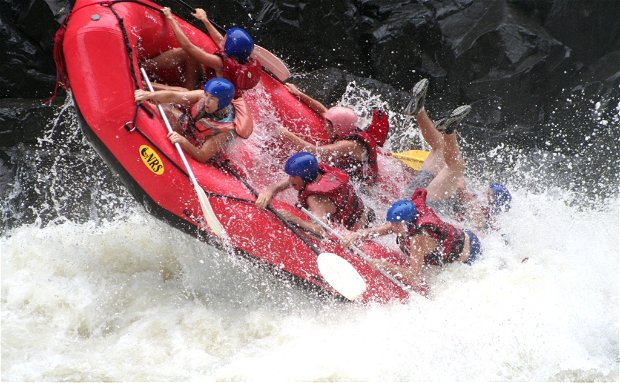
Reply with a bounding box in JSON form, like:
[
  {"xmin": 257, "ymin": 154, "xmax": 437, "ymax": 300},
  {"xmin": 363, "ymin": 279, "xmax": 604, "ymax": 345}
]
[
  {"xmin": 183, "ymin": 56, "xmax": 202, "ymax": 89},
  {"xmin": 415, "ymin": 109, "xmax": 446, "ymax": 175},
  {"xmin": 143, "ymin": 48, "xmax": 202, "ymax": 88},
  {"xmin": 441, "ymin": 125, "xmax": 465, "ymax": 175},
  {"xmin": 405, "ymin": 78, "xmax": 446, "ymax": 174},
  {"xmin": 436, "ymin": 105, "xmax": 471, "ymax": 172},
  {"xmin": 425, "ymin": 156, "xmax": 462, "ymax": 202},
  {"xmin": 426, "ymin": 105, "xmax": 471, "ymax": 201},
  {"xmin": 401, "ymin": 79, "xmax": 449, "ymax": 199},
  {"xmin": 144, "ymin": 48, "xmax": 187, "ymax": 72}
]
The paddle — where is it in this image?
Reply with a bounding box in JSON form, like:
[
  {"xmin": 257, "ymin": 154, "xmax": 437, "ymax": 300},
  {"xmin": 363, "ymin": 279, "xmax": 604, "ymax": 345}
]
[
  {"xmin": 168, "ymin": 0, "xmax": 291, "ymax": 81},
  {"xmin": 316, "ymin": 252, "xmax": 367, "ymax": 301},
  {"xmin": 140, "ymin": 67, "xmax": 228, "ymax": 240},
  {"xmin": 390, "ymin": 149, "xmax": 429, "ymax": 171},
  {"xmin": 299, "ymin": 206, "xmax": 414, "ymax": 298},
  {"xmin": 389, "ymin": 90, "xmax": 431, "ymax": 171}
]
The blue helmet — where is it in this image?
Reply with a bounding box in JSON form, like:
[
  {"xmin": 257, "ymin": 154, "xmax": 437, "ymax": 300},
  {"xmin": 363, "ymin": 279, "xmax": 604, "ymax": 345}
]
[
  {"xmin": 203, "ymin": 78, "xmax": 235, "ymax": 110},
  {"xmin": 284, "ymin": 152, "xmax": 318, "ymax": 183},
  {"xmin": 224, "ymin": 27, "xmax": 254, "ymax": 62},
  {"xmin": 490, "ymin": 183, "xmax": 512, "ymax": 213},
  {"xmin": 386, "ymin": 200, "xmax": 417, "ymax": 223}
]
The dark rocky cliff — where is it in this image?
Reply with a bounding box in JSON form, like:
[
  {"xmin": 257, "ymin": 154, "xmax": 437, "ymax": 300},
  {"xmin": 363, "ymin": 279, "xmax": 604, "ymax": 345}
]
[
  {"xmin": 1, "ymin": 0, "xmax": 618, "ymax": 148},
  {"xmin": 1, "ymin": 0, "xmax": 618, "ymax": 230}
]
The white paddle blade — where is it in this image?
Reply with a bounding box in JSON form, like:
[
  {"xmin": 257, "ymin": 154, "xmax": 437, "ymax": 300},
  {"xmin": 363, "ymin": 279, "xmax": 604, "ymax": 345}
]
[
  {"xmin": 194, "ymin": 183, "xmax": 227, "ymax": 240},
  {"xmin": 318, "ymin": 253, "xmax": 367, "ymax": 301},
  {"xmin": 253, "ymin": 44, "xmax": 290, "ymax": 81}
]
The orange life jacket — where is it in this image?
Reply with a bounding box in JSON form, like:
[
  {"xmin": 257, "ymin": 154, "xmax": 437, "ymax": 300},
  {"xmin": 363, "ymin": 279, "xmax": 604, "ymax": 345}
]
[{"xmin": 181, "ymin": 97, "xmax": 253, "ymax": 147}]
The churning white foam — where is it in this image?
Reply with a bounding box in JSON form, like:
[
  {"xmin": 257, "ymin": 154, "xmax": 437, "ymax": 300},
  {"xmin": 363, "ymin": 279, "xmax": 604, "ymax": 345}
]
[
  {"xmin": 2, "ymin": 83, "xmax": 618, "ymax": 382},
  {"xmin": 2, "ymin": 186, "xmax": 617, "ymax": 381}
]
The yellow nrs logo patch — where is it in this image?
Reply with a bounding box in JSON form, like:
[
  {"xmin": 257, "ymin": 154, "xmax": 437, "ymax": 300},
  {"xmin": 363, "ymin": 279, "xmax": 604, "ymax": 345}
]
[{"xmin": 139, "ymin": 145, "xmax": 164, "ymax": 175}]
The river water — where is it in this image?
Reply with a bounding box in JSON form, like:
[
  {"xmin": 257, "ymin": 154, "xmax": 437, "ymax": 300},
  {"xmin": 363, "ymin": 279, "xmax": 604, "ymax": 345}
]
[{"xmin": 1, "ymin": 85, "xmax": 618, "ymax": 381}]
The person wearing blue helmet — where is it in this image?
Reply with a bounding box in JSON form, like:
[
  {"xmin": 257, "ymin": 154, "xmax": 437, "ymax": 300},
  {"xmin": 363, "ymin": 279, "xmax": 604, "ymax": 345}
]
[
  {"xmin": 488, "ymin": 183, "xmax": 512, "ymax": 214},
  {"xmin": 402, "ymin": 78, "xmax": 512, "ymax": 232},
  {"xmin": 145, "ymin": 7, "xmax": 261, "ymax": 97},
  {"xmin": 256, "ymin": 152, "xmax": 375, "ymax": 234},
  {"xmin": 134, "ymin": 77, "xmax": 253, "ymax": 163},
  {"xmin": 343, "ymin": 189, "xmax": 483, "ymax": 286}
]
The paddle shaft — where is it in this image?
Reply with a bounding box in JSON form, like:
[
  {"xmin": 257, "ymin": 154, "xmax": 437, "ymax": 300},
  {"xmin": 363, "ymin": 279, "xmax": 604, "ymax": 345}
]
[
  {"xmin": 140, "ymin": 67, "xmax": 227, "ymax": 239},
  {"xmin": 299, "ymin": 207, "xmax": 413, "ymax": 294},
  {"xmin": 170, "ymin": 0, "xmax": 225, "ymax": 31},
  {"xmin": 218, "ymin": 162, "xmax": 322, "ymax": 256},
  {"xmin": 141, "ymin": 68, "xmax": 198, "ymax": 184}
]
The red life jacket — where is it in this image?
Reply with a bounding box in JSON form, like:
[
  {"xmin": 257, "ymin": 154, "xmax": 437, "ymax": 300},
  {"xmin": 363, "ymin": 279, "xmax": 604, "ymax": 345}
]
[
  {"xmin": 398, "ymin": 188, "xmax": 465, "ymax": 265},
  {"xmin": 364, "ymin": 109, "xmax": 389, "ymax": 147},
  {"xmin": 298, "ymin": 164, "xmax": 366, "ymax": 229},
  {"xmin": 330, "ymin": 110, "xmax": 388, "ymax": 183},
  {"xmin": 181, "ymin": 97, "xmax": 253, "ymax": 147},
  {"xmin": 216, "ymin": 51, "xmax": 261, "ymax": 98}
]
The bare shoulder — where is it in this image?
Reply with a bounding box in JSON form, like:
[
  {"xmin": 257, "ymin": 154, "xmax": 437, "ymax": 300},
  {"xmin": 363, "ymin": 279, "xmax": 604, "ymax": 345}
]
[{"xmin": 307, "ymin": 194, "xmax": 337, "ymax": 214}]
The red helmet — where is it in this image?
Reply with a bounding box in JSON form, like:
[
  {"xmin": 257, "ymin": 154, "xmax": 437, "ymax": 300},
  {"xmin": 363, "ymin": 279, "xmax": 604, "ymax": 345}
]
[{"xmin": 324, "ymin": 107, "xmax": 357, "ymax": 138}]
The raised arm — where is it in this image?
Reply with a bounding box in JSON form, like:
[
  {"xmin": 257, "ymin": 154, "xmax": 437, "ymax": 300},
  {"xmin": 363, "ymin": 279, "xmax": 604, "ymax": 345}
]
[
  {"xmin": 192, "ymin": 8, "xmax": 225, "ymax": 50},
  {"xmin": 134, "ymin": 89, "xmax": 203, "ymax": 108},
  {"xmin": 285, "ymin": 83, "xmax": 328, "ymax": 115},
  {"xmin": 277, "ymin": 127, "xmax": 316, "ymax": 152},
  {"xmin": 278, "ymin": 126, "xmax": 364, "ymax": 160},
  {"xmin": 162, "ymin": 7, "xmax": 223, "ymax": 71}
]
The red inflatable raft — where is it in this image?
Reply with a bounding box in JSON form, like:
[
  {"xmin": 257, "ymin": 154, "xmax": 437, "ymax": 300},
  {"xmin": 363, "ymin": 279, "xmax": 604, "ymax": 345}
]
[{"xmin": 56, "ymin": 0, "xmax": 425, "ymax": 303}]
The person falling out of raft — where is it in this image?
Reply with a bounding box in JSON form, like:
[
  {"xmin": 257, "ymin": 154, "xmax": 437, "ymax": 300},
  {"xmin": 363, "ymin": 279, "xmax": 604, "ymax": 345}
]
[
  {"xmin": 145, "ymin": 7, "xmax": 261, "ymax": 98},
  {"xmin": 342, "ymin": 190, "xmax": 482, "ymax": 287},
  {"xmin": 339, "ymin": 79, "xmax": 516, "ymax": 285},
  {"xmin": 400, "ymin": 78, "xmax": 512, "ymax": 233},
  {"xmin": 255, "ymin": 152, "xmax": 375, "ymax": 235},
  {"xmin": 134, "ymin": 77, "xmax": 253, "ymax": 163},
  {"xmin": 278, "ymin": 83, "xmax": 390, "ymax": 185}
]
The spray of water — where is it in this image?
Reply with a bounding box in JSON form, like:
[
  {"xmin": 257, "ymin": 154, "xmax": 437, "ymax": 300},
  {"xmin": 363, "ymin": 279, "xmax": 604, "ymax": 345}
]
[{"xmin": 1, "ymin": 82, "xmax": 618, "ymax": 381}]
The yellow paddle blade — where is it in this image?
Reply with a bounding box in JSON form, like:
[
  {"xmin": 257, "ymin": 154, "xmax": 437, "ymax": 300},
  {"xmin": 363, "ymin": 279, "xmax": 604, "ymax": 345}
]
[{"xmin": 391, "ymin": 149, "xmax": 430, "ymax": 171}]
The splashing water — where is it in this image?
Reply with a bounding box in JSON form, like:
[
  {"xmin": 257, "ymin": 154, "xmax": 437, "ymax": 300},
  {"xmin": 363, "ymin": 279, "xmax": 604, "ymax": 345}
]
[{"xmin": 1, "ymin": 83, "xmax": 618, "ymax": 381}]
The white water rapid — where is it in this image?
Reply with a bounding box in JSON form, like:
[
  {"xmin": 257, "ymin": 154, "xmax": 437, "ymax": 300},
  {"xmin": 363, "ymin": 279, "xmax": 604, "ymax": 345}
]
[{"xmin": 2, "ymin": 85, "xmax": 618, "ymax": 382}]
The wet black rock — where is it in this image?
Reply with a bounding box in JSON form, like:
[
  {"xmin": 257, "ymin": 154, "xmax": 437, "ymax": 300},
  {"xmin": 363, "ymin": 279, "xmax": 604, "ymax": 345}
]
[
  {"xmin": 0, "ymin": 98, "xmax": 62, "ymax": 146},
  {"xmin": 0, "ymin": 0, "xmax": 67, "ymax": 98},
  {"xmin": 0, "ymin": 0, "xmax": 619, "ymax": 146},
  {"xmin": 1, "ymin": 0, "xmax": 619, "ymax": 229}
]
